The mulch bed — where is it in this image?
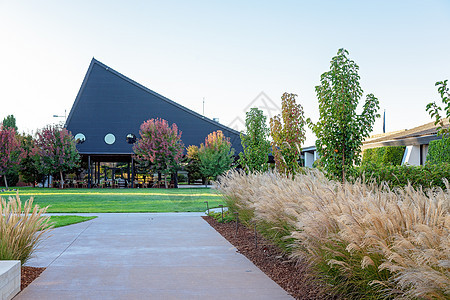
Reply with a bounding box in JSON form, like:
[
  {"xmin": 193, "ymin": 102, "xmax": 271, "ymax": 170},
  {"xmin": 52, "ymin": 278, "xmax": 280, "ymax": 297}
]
[
  {"xmin": 21, "ymin": 266, "xmax": 45, "ymax": 290},
  {"xmin": 202, "ymin": 216, "xmax": 332, "ymax": 300}
]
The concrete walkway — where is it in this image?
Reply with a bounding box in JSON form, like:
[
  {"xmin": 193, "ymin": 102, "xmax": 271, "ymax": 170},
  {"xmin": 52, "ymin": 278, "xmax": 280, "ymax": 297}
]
[{"xmin": 17, "ymin": 213, "xmax": 292, "ymax": 299}]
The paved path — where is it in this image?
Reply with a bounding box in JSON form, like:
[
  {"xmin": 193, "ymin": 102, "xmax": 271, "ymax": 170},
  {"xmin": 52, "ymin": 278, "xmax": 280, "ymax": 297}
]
[{"xmin": 17, "ymin": 213, "xmax": 292, "ymax": 299}]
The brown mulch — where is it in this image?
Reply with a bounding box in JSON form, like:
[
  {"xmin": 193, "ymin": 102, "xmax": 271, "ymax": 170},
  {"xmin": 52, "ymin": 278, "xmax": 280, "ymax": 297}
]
[
  {"xmin": 21, "ymin": 266, "xmax": 45, "ymax": 290},
  {"xmin": 203, "ymin": 216, "xmax": 332, "ymax": 300}
]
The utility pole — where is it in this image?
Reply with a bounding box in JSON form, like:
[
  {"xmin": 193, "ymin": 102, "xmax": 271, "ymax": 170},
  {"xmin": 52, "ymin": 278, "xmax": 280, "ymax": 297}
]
[{"xmin": 203, "ymin": 97, "xmax": 205, "ymax": 116}]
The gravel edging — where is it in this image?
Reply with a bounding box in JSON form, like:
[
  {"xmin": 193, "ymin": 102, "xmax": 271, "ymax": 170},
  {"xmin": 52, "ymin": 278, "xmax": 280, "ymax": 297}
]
[{"xmin": 202, "ymin": 216, "xmax": 331, "ymax": 300}]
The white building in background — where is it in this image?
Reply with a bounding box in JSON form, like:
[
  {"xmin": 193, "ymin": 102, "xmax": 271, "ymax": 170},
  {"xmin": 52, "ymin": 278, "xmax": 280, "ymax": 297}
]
[
  {"xmin": 302, "ymin": 145, "xmax": 319, "ymax": 168},
  {"xmin": 301, "ymin": 119, "xmax": 449, "ymax": 167}
]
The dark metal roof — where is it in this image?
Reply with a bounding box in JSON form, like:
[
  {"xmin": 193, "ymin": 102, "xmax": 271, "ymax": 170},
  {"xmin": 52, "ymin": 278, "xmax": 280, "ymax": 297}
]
[{"xmin": 66, "ymin": 58, "xmax": 242, "ymax": 156}]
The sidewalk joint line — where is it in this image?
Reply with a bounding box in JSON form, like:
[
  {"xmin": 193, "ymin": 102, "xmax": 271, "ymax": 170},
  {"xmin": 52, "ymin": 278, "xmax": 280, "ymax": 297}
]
[{"xmin": 47, "ymin": 220, "xmax": 95, "ymax": 267}]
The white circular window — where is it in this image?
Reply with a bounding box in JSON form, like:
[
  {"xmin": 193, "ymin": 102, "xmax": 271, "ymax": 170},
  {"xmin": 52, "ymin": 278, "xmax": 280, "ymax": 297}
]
[
  {"xmin": 104, "ymin": 133, "xmax": 116, "ymax": 145},
  {"xmin": 74, "ymin": 133, "xmax": 86, "ymax": 144}
]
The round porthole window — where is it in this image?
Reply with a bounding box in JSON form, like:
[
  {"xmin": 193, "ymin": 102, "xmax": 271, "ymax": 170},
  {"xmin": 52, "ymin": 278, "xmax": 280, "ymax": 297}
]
[
  {"xmin": 104, "ymin": 133, "xmax": 116, "ymax": 145},
  {"xmin": 126, "ymin": 133, "xmax": 136, "ymax": 144},
  {"xmin": 74, "ymin": 133, "xmax": 86, "ymax": 144}
]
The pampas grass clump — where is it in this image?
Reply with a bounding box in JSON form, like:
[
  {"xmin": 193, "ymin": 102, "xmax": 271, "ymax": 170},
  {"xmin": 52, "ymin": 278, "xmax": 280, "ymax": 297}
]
[
  {"xmin": 216, "ymin": 170, "xmax": 449, "ymax": 299},
  {"xmin": 0, "ymin": 193, "xmax": 52, "ymax": 264}
]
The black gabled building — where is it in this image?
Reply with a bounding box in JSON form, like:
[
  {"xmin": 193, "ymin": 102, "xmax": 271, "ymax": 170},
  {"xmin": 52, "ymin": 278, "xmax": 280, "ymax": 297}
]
[{"xmin": 66, "ymin": 58, "xmax": 242, "ymax": 187}]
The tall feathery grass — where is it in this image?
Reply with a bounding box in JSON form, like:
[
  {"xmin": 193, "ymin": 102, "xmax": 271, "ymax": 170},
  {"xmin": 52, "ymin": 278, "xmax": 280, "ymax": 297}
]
[
  {"xmin": 216, "ymin": 170, "xmax": 449, "ymax": 299},
  {"xmin": 0, "ymin": 193, "xmax": 52, "ymax": 264}
]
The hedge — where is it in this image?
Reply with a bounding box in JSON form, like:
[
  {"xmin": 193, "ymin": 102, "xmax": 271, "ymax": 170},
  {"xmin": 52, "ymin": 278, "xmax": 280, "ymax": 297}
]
[
  {"xmin": 356, "ymin": 162, "xmax": 450, "ymax": 190},
  {"xmin": 361, "ymin": 146, "xmax": 405, "ymax": 166},
  {"xmin": 427, "ymin": 138, "xmax": 450, "ymax": 164}
]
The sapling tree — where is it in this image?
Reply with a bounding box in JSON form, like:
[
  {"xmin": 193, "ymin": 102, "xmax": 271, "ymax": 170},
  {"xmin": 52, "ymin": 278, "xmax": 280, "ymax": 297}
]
[
  {"xmin": 133, "ymin": 118, "xmax": 184, "ymax": 188},
  {"xmin": 0, "ymin": 125, "xmax": 23, "ymax": 188},
  {"xmin": 269, "ymin": 93, "xmax": 306, "ymax": 175},
  {"xmin": 198, "ymin": 130, "xmax": 234, "ymax": 181},
  {"xmin": 308, "ymin": 48, "xmax": 380, "ymax": 182},
  {"xmin": 185, "ymin": 145, "xmax": 202, "ymax": 183},
  {"xmin": 35, "ymin": 125, "xmax": 80, "ymax": 189},
  {"xmin": 426, "ymin": 79, "xmax": 450, "ymax": 137},
  {"xmin": 239, "ymin": 108, "xmax": 270, "ymax": 173}
]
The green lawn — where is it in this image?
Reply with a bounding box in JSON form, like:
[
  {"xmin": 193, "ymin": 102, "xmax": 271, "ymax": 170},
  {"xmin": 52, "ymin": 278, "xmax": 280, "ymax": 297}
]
[
  {"xmin": 49, "ymin": 215, "xmax": 97, "ymax": 228},
  {"xmin": 0, "ymin": 187, "xmax": 222, "ymax": 213}
]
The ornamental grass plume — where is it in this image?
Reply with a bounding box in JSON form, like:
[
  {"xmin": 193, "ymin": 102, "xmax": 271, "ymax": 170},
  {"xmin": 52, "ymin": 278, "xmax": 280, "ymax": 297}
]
[
  {"xmin": 216, "ymin": 170, "xmax": 450, "ymax": 299},
  {"xmin": 0, "ymin": 193, "xmax": 52, "ymax": 264}
]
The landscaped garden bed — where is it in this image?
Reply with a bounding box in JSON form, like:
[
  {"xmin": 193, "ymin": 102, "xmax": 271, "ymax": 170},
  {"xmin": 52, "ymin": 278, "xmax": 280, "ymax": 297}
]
[
  {"xmin": 21, "ymin": 266, "xmax": 45, "ymax": 290},
  {"xmin": 215, "ymin": 170, "xmax": 449, "ymax": 299},
  {"xmin": 202, "ymin": 215, "xmax": 330, "ymax": 300}
]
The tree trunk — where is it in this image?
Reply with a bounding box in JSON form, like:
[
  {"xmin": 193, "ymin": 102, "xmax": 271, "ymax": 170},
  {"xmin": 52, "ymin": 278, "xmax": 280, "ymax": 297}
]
[
  {"xmin": 173, "ymin": 171, "xmax": 178, "ymax": 188},
  {"xmin": 60, "ymin": 170, "xmax": 64, "ymax": 189},
  {"xmin": 3, "ymin": 175, "xmax": 8, "ymax": 189},
  {"xmin": 164, "ymin": 174, "xmax": 168, "ymax": 189}
]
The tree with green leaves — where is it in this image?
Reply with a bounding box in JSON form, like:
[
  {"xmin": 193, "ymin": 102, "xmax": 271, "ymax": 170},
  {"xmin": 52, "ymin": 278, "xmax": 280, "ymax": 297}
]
[
  {"xmin": 2, "ymin": 115, "xmax": 18, "ymax": 131},
  {"xmin": 35, "ymin": 125, "xmax": 80, "ymax": 189},
  {"xmin": 239, "ymin": 108, "xmax": 270, "ymax": 173},
  {"xmin": 308, "ymin": 48, "xmax": 380, "ymax": 182},
  {"xmin": 198, "ymin": 130, "xmax": 234, "ymax": 181},
  {"xmin": 269, "ymin": 93, "xmax": 306, "ymax": 175},
  {"xmin": 133, "ymin": 118, "xmax": 184, "ymax": 188},
  {"xmin": 19, "ymin": 134, "xmax": 46, "ymax": 187},
  {"xmin": 185, "ymin": 145, "xmax": 203, "ymax": 183},
  {"xmin": 426, "ymin": 79, "xmax": 449, "ymax": 138}
]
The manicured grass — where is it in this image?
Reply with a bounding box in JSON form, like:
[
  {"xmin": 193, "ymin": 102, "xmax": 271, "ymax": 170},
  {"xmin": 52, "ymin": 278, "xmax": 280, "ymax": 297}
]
[
  {"xmin": 49, "ymin": 215, "xmax": 97, "ymax": 228},
  {"xmin": 0, "ymin": 187, "xmax": 222, "ymax": 213}
]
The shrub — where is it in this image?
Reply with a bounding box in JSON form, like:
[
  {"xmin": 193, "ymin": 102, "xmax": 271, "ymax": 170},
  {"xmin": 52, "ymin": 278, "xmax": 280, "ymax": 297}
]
[
  {"xmin": 361, "ymin": 146, "xmax": 405, "ymax": 166},
  {"xmin": 427, "ymin": 138, "xmax": 450, "ymax": 164},
  {"xmin": 216, "ymin": 170, "xmax": 450, "ymax": 299},
  {"xmin": 0, "ymin": 193, "xmax": 52, "ymax": 264},
  {"xmin": 356, "ymin": 162, "xmax": 450, "ymax": 190}
]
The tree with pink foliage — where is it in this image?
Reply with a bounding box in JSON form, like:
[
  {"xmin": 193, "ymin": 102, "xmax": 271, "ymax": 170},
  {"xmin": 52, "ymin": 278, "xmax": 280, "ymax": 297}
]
[
  {"xmin": 35, "ymin": 125, "xmax": 80, "ymax": 189},
  {"xmin": 133, "ymin": 118, "xmax": 184, "ymax": 188},
  {"xmin": 0, "ymin": 125, "xmax": 23, "ymax": 188}
]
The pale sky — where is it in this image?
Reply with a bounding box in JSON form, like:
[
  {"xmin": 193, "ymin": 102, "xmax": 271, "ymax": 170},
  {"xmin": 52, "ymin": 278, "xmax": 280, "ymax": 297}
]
[{"xmin": 1, "ymin": 0, "xmax": 449, "ymax": 146}]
